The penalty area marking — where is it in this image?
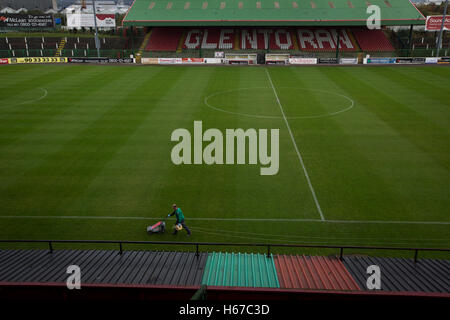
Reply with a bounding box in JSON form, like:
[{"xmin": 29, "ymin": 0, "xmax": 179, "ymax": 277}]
[
  {"xmin": 1, "ymin": 216, "xmax": 449, "ymax": 225},
  {"xmin": 265, "ymin": 68, "xmax": 325, "ymax": 221},
  {"xmin": 0, "ymin": 87, "xmax": 48, "ymax": 110}
]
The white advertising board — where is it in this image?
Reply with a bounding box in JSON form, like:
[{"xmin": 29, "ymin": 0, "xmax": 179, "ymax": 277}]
[
  {"xmin": 289, "ymin": 58, "xmax": 317, "ymax": 65},
  {"xmin": 67, "ymin": 13, "xmax": 116, "ymax": 28}
]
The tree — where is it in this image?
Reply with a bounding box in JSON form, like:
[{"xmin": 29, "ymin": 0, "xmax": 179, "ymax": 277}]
[{"xmin": 416, "ymin": 2, "xmax": 447, "ymax": 16}]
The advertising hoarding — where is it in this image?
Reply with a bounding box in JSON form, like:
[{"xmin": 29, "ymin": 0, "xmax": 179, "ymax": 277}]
[
  {"xmin": 425, "ymin": 16, "xmax": 450, "ymax": 31},
  {"xmin": 67, "ymin": 13, "xmax": 116, "ymax": 28},
  {"xmin": 0, "ymin": 14, "xmax": 54, "ymax": 28},
  {"xmin": 8, "ymin": 57, "xmax": 68, "ymax": 64}
]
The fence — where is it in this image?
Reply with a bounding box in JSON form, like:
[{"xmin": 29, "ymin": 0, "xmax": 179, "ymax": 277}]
[
  {"xmin": 142, "ymin": 48, "xmax": 449, "ymax": 59},
  {"xmin": 0, "ymin": 49, "xmax": 134, "ymax": 59},
  {"xmin": 1, "ymin": 48, "xmax": 447, "ymax": 60}
]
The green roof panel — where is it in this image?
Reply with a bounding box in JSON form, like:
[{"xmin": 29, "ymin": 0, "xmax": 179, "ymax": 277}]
[
  {"xmin": 123, "ymin": 0, "xmax": 425, "ymax": 27},
  {"xmin": 201, "ymin": 252, "xmax": 280, "ymax": 288}
]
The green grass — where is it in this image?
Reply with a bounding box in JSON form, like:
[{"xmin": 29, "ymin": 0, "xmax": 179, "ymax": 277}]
[{"xmin": 0, "ymin": 64, "xmax": 449, "ymax": 258}]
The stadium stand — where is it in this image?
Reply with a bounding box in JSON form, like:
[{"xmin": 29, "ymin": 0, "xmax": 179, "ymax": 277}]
[
  {"xmin": 0, "ymin": 39, "xmax": 116, "ymax": 59},
  {"xmin": 409, "ymin": 30, "xmax": 450, "ymax": 50},
  {"xmin": 0, "ymin": 247, "xmax": 448, "ymax": 300},
  {"xmin": 183, "ymin": 28, "xmax": 234, "ymax": 50},
  {"xmin": 65, "ymin": 38, "xmax": 96, "ymax": 50},
  {"xmin": 270, "ymin": 30, "xmax": 294, "ymax": 50},
  {"xmin": 120, "ymin": 0, "xmax": 427, "ymax": 58},
  {"xmin": 352, "ymin": 28, "xmax": 395, "ymax": 51},
  {"xmin": 5, "ymin": 38, "xmax": 26, "ymax": 50},
  {"xmin": 25, "ymin": 38, "xmax": 42, "ymax": 50},
  {"xmin": 41, "ymin": 38, "xmax": 60, "ymax": 50},
  {"xmin": 1, "ymin": 37, "xmax": 131, "ymax": 52},
  {"xmin": 146, "ymin": 27, "xmax": 184, "ymax": 51},
  {"xmin": 104, "ymin": 37, "xmax": 131, "ymax": 50},
  {"xmin": 239, "ymin": 29, "xmax": 294, "ymax": 50},
  {"xmin": 143, "ymin": 27, "xmax": 393, "ymax": 53},
  {"xmin": 0, "ymin": 38, "xmax": 8, "ymax": 51},
  {"xmin": 296, "ymin": 28, "xmax": 356, "ymax": 51}
]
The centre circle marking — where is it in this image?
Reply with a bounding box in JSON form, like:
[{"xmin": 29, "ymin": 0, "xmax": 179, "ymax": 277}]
[
  {"xmin": 0, "ymin": 87, "xmax": 48, "ymax": 110},
  {"xmin": 204, "ymin": 87, "xmax": 354, "ymax": 119}
]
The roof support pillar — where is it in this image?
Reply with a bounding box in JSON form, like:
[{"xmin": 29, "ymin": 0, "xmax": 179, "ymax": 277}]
[
  {"xmin": 408, "ymin": 24, "xmax": 414, "ymax": 57},
  {"xmin": 130, "ymin": 26, "xmax": 135, "ymax": 56},
  {"xmin": 335, "ymin": 30, "xmax": 340, "ymax": 60}
]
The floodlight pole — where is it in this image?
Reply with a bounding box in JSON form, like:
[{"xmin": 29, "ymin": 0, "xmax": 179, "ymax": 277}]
[
  {"xmin": 92, "ymin": 0, "xmax": 101, "ymax": 58},
  {"xmin": 436, "ymin": 0, "xmax": 448, "ymax": 57}
]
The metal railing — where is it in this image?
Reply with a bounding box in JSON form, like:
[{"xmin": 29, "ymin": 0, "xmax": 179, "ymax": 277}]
[
  {"xmin": 0, "ymin": 49, "xmax": 134, "ymax": 59},
  {"xmin": 0, "ymin": 239, "xmax": 448, "ymax": 263},
  {"xmin": 139, "ymin": 48, "xmax": 450, "ymax": 59},
  {"xmin": 2, "ymin": 48, "xmax": 448, "ymax": 60}
]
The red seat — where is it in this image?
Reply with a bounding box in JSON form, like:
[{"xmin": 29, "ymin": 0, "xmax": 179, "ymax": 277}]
[
  {"xmin": 352, "ymin": 29, "xmax": 395, "ymax": 51},
  {"xmin": 296, "ymin": 28, "xmax": 356, "ymax": 51},
  {"xmin": 146, "ymin": 28, "xmax": 183, "ymax": 51}
]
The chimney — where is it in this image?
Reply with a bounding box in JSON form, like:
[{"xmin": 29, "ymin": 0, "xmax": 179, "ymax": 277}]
[{"xmin": 52, "ymin": 0, "xmax": 58, "ymax": 10}]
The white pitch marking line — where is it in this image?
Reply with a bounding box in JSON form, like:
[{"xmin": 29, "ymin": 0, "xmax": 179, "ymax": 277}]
[
  {"xmin": 0, "ymin": 87, "xmax": 48, "ymax": 110},
  {"xmin": 191, "ymin": 226, "xmax": 449, "ymax": 241},
  {"xmin": 189, "ymin": 228, "xmax": 450, "ymax": 246},
  {"xmin": 0, "ymin": 215, "xmax": 449, "ymax": 225},
  {"xmin": 265, "ymin": 68, "xmax": 325, "ymax": 221},
  {"xmin": 203, "ymin": 86, "xmax": 355, "ymax": 120},
  {"xmin": 0, "ymin": 215, "xmax": 320, "ymax": 222}
]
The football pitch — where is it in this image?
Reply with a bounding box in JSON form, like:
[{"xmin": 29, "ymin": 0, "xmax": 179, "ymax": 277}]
[{"xmin": 0, "ymin": 64, "xmax": 449, "ymax": 254}]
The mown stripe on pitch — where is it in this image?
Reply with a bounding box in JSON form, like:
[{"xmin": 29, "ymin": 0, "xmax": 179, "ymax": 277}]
[
  {"xmin": 66, "ymin": 66, "xmax": 203, "ymax": 216},
  {"xmin": 365, "ymin": 66, "xmax": 450, "ymax": 112},
  {"xmin": 0, "ymin": 65, "xmax": 84, "ymax": 94},
  {"xmin": 0, "ymin": 67, "xmax": 187, "ymax": 217},
  {"xmin": 0, "ymin": 67, "xmax": 148, "ymax": 190},
  {"xmin": 337, "ymin": 67, "xmax": 449, "ymax": 171},
  {"xmin": 0, "ymin": 67, "xmax": 124, "ymax": 144},
  {"xmin": 1, "ymin": 215, "xmax": 448, "ymax": 225}
]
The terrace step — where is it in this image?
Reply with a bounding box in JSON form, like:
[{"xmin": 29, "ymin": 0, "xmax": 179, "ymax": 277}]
[
  {"xmin": 55, "ymin": 38, "xmax": 66, "ymax": 57},
  {"xmin": 176, "ymin": 30, "xmax": 186, "ymax": 53},
  {"xmin": 137, "ymin": 30, "xmax": 153, "ymax": 56}
]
